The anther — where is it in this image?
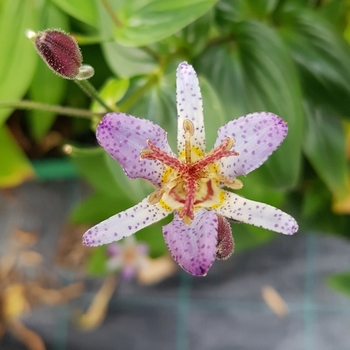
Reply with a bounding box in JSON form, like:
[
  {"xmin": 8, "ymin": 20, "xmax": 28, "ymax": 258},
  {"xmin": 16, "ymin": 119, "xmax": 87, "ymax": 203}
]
[
  {"xmin": 183, "ymin": 119, "xmax": 194, "ymax": 136},
  {"xmin": 148, "ymin": 189, "xmax": 164, "ymax": 204},
  {"xmin": 183, "ymin": 119, "xmax": 194, "ymax": 164},
  {"xmin": 140, "ymin": 148, "xmax": 154, "ymax": 158}
]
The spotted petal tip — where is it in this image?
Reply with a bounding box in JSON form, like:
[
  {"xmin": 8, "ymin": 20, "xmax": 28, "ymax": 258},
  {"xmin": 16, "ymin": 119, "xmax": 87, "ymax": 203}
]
[
  {"xmin": 176, "ymin": 61, "xmax": 205, "ymax": 155},
  {"xmin": 96, "ymin": 112, "xmax": 174, "ymax": 187},
  {"xmin": 162, "ymin": 209, "xmax": 218, "ymax": 276}
]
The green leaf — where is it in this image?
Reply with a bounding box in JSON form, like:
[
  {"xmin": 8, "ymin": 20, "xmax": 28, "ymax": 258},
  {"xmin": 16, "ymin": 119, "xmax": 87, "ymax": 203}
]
[
  {"xmin": 197, "ymin": 20, "xmax": 304, "ymax": 188},
  {"xmin": 98, "ymin": 0, "xmax": 217, "ymax": 47},
  {"xmin": 87, "ymin": 246, "xmax": 108, "ymax": 275},
  {"xmin": 0, "ymin": 125, "xmax": 35, "ymax": 187},
  {"xmin": 303, "ymin": 104, "xmax": 348, "ymax": 199},
  {"xmin": 0, "ymin": 0, "xmax": 41, "ymax": 124},
  {"xmin": 199, "ymin": 75, "xmax": 227, "ymax": 149},
  {"xmin": 181, "ymin": 11, "xmax": 213, "ymax": 56},
  {"xmin": 279, "ymin": 9, "xmax": 350, "ymax": 116},
  {"xmin": 69, "ymin": 146, "xmax": 121, "ymax": 196},
  {"xmin": 91, "ymin": 78, "xmax": 130, "ymax": 113},
  {"xmin": 28, "ymin": 3, "xmax": 69, "ymax": 140},
  {"xmin": 233, "ymin": 223, "xmax": 275, "ymax": 252},
  {"xmin": 50, "ymin": 0, "xmax": 98, "ymax": 27},
  {"xmin": 101, "ymin": 41, "xmax": 157, "ymax": 78},
  {"xmin": 136, "ymin": 216, "xmax": 171, "ymax": 258},
  {"xmin": 327, "ymin": 271, "xmax": 350, "ymax": 297},
  {"xmin": 71, "ymin": 190, "xmax": 132, "ymax": 224},
  {"xmin": 98, "ymin": 0, "xmax": 157, "ymax": 77}
]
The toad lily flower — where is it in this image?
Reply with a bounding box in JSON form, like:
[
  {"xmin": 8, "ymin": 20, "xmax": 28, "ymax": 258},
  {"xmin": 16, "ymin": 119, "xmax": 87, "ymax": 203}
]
[{"xmin": 83, "ymin": 62, "xmax": 298, "ymax": 276}]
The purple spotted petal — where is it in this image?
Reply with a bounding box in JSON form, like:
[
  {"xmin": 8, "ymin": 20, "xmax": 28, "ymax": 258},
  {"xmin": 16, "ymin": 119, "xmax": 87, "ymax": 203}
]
[
  {"xmin": 215, "ymin": 191, "xmax": 298, "ymax": 235},
  {"xmin": 214, "ymin": 112, "xmax": 288, "ymax": 178},
  {"xmin": 162, "ymin": 209, "xmax": 218, "ymax": 276},
  {"xmin": 82, "ymin": 197, "xmax": 171, "ymax": 247},
  {"xmin": 97, "ymin": 113, "xmax": 174, "ymax": 187},
  {"xmin": 176, "ymin": 62, "xmax": 206, "ymax": 154}
]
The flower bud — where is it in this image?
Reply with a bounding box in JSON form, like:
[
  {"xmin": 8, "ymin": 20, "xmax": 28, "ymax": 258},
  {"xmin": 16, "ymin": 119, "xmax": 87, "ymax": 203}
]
[
  {"xmin": 216, "ymin": 214, "xmax": 234, "ymax": 260},
  {"xmin": 28, "ymin": 29, "xmax": 83, "ymax": 79}
]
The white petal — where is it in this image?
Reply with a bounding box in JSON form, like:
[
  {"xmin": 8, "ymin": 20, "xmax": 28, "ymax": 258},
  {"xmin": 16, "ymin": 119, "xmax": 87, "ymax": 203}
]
[
  {"xmin": 82, "ymin": 197, "xmax": 171, "ymax": 246},
  {"xmin": 176, "ymin": 62, "xmax": 206, "ymax": 155},
  {"xmin": 215, "ymin": 191, "xmax": 298, "ymax": 235}
]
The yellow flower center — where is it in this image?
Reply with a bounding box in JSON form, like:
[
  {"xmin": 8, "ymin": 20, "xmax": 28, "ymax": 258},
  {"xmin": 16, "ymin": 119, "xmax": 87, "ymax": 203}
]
[{"xmin": 140, "ymin": 119, "xmax": 242, "ymax": 224}]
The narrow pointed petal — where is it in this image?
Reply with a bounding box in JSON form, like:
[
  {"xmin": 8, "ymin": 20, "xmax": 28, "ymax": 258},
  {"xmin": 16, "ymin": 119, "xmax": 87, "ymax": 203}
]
[
  {"xmin": 176, "ymin": 62, "xmax": 206, "ymax": 155},
  {"xmin": 82, "ymin": 197, "xmax": 171, "ymax": 247},
  {"xmin": 97, "ymin": 113, "xmax": 174, "ymax": 187},
  {"xmin": 215, "ymin": 191, "xmax": 298, "ymax": 235},
  {"xmin": 162, "ymin": 209, "xmax": 218, "ymax": 276},
  {"xmin": 214, "ymin": 112, "xmax": 288, "ymax": 178}
]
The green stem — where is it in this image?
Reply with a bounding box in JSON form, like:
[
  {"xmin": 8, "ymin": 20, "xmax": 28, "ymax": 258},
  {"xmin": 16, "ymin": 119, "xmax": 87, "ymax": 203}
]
[
  {"xmin": 101, "ymin": 0, "xmax": 122, "ymax": 28},
  {"xmin": 74, "ymin": 79, "xmax": 114, "ymax": 112},
  {"xmin": 0, "ymin": 100, "xmax": 102, "ymax": 119},
  {"xmin": 118, "ymin": 74, "xmax": 158, "ymax": 112}
]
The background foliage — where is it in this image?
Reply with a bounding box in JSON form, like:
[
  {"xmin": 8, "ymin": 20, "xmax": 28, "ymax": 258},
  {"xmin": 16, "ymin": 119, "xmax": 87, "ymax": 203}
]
[{"xmin": 1, "ymin": 0, "xmax": 350, "ymax": 289}]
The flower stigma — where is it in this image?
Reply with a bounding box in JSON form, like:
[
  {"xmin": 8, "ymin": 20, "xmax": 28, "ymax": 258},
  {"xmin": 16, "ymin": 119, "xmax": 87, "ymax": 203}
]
[{"xmin": 140, "ymin": 119, "xmax": 241, "ymax": 225}]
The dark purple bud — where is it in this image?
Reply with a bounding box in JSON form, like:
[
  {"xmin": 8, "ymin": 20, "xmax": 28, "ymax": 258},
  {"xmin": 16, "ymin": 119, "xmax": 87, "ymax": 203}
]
[
  {"xmin": 32, "ymin": 29, "xmax": 82, "ymax": 79},
  {"xmin": 216, "ymin": 214, "xmax": 234, "ymax": 260}
]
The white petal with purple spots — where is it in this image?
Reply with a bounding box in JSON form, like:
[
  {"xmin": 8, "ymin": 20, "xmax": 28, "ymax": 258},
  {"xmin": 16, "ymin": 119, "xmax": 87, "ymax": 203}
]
[
  {"xmin": 215, "ymin": 191, "xmax": 298, "ymax": 235},
  {"xmin": 82, "ymin": 197, "xmax": 171, "ymax": 247},
  {"xmin": 176, "ymin": 62, "xmax": 206, "ymax": 155},
  {"xmin": 214, "ymin": 112, "xmax": 288, "ymax": 178},
  {"xmin": 162, "ymin": 209, "xmax": 218, "ymax": 276},
  {"xmin": 97, "ymin": 113, "xmax": 174, "ymax": 187}
]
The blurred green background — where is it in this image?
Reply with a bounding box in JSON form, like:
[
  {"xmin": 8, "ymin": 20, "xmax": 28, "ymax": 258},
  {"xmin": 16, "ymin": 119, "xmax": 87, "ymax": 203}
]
[{"xmin": 1, "ymin": 0, "xmax": 350, "ymax": 294}]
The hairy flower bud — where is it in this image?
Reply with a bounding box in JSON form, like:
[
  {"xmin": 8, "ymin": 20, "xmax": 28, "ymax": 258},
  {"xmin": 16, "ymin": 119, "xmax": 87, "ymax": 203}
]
[
  {"xmin": 216, "ymin": 214, "xmax": 234, "ymax": 260},
  {"xmin": 28, "ymin": 29, "xmax": 83, "ymax": 79}
]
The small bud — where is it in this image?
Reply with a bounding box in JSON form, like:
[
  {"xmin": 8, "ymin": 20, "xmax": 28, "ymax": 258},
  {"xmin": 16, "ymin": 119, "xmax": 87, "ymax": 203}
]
[
  {"xmin": 216, "ymin": 214, "xmax": 234, "ymax": 260},
  {"xmin": 31, "ymin": 29, "xmax": 82, "ymax": 79}
]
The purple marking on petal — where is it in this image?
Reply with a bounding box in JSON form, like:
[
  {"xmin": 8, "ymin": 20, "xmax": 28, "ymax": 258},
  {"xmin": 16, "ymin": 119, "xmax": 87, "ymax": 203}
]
[
  {"xmin": 176, "ymin": 62, "xmax": 206, "ymax": 154},
  {"xmin": 97, "ymin": 113, "xmax": 174, "ymax": 187},
  {"xmin": 162, "ymin": 209, "xmax": 218, "ymax": 276},
  {"xmin": 214, "ymin": 112, "xmax": 288, "ymax": 178},
  {"xmin": 215, "ymin": 191, "xmax": 298, "ymax": 235},
  {"xmin": 82, "ymin": 197, "xmax": 171, "ymax": 247}
]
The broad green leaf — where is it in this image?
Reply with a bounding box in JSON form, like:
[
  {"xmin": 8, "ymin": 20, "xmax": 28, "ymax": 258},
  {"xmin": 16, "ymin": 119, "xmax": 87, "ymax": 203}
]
[
  {"xmin": 71, "ymin": 191, "xmax": 133, "ymax": 224},
  {"xmin": 135, "ymin": 216, "xmax": 171, "ymax": 258},
  {"xmin": 199, "ymin": 75, "xmax": 227, "ymax": 149},
  {"xmin": 233, "ymin": 223, "xmax": 275, "ymax": 252},
  {"xmin": 197, "ymin": 20, "xmax": 304, "ymax": 188},
  {"xmin": 279, "ymin": 9, "xmax": 350, "ymax": 116},
  {"xmin": 0, "ymin": 125, "xmax": 35, "ymax": 187},
  {"xmin": 102, "ymin": 41, "xmax": 157, "ymax": 78},
  {"xmin": 50, "ymin": 0, "xmax": 98, "ymax": 27},
  {"xmin": 127, "ymin": 68, "xmax": 177, "ymax": 149},
  {"xmin": 327, "ymin": 271, "xmax": 350, "ymax": 297},
  {"xmin": 0, "ymin": 0, "xmax": 41, "ymax": 124},
  {"xmin": 300, "ymin": 179, "xmax": 350, "ymax": 235},
  {"xmin": 87, "ymin": 246, "xmax": 108, "ymax": 275},
  {"xmin": 98, "ymin": 0, "xmax": 217, "ymax": 47},
  {"xmin": 181, "ymin": 11, "xmax": 213, "ymax": 56},
  {"xmin": 69, "ymin": 146, "xmax": 121, "ymax": 196},
  {"xmin": 91, "ymin": 78, "xmax": 130, "ymax": 113},
  {"xmin": 28, "ymin": 3, "xmax": 68, "ymax": 140},
  {"xmin": 303, "ymin": 104, "xmax": 348, "ymax": 199}
]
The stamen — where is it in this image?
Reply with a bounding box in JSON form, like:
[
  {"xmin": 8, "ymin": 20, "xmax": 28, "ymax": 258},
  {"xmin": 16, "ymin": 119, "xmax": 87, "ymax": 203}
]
[
  {"xmin": 194, "ymin": 137, "xmax": 239, "ymax": 169},
  {"xmin": 223, "ymin": 178, "xmax": 243, "ymax": 190},
  {"xmin": 183, "ymin": 119, "xmax": 194, "ymax": 164},
  {"xmin": 148, "ymin": 189, "xmax": 164, "ymax": 204},
  {"xmin": 179, "ymin": 177, "xmax": 196, "ymax": 222},
  {"xmin": 140, "ymin": 148, "xmax": 153, "ymax": 158},
  {"xmin": 140, "ymin": 140, "xmax": 183, "ymax": 170},
  {"xmin": 183, "ymin": 119, "xmax": 194, "ymax": 136},
  {"xmin": 182, "ymin": 215, "xmax": 192, "ymax": 225}
]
